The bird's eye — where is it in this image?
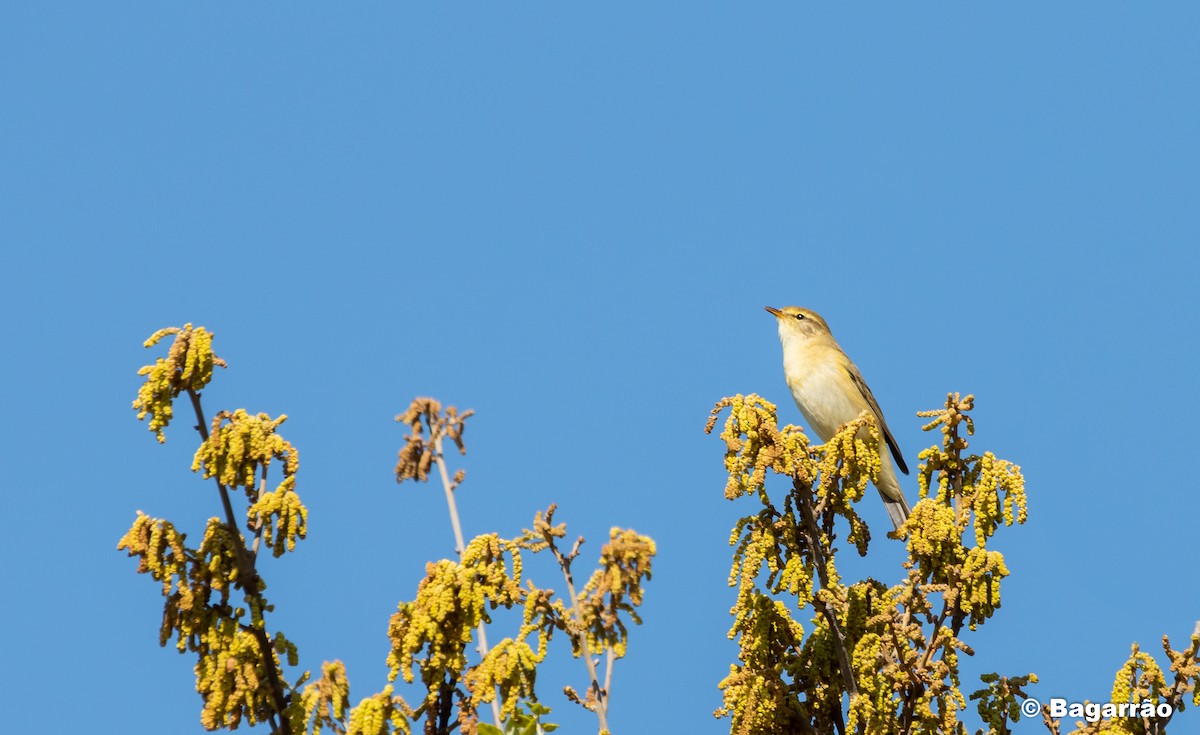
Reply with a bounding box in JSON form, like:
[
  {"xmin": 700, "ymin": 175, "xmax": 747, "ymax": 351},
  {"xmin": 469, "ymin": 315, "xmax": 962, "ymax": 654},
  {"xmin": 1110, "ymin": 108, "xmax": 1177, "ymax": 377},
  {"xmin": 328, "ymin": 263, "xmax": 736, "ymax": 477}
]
[{"xmin": 794, "ymin": 313, "xmax": 805, "ymax": 320}]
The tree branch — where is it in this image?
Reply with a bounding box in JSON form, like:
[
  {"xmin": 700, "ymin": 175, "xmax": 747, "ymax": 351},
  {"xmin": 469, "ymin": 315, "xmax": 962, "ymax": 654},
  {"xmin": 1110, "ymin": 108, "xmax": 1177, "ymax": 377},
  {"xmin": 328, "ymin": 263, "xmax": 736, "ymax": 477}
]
[
  {"xmin": 188, "ymin": 388, "xmax": 293, "ymax": 735},
  {"xmin": 545, "ymin": 531, "xmax": 610, "ymax": 733},
  {"xmin": 432, "ymin": 434, "xmax": 503, "ymax": 729},
  {"xmin": 795, "ymin": 477, "xmax": 858, "ymax": 699}
]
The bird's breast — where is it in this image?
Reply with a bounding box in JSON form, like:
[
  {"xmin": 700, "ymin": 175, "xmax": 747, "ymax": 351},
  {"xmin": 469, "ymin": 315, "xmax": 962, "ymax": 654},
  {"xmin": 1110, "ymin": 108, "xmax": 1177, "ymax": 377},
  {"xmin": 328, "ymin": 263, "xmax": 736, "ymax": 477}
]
[{"xmin": 784, "ymin": 354, "xmax": 867, "ymax": 443}]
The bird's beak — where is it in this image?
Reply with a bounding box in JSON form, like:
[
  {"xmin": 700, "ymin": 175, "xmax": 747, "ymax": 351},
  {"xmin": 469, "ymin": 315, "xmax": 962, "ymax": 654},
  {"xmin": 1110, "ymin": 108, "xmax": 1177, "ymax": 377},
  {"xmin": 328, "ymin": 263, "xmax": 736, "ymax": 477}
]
[{"xmin": 764, "ymin": 306, "xmax": 783, "ymax": 318}]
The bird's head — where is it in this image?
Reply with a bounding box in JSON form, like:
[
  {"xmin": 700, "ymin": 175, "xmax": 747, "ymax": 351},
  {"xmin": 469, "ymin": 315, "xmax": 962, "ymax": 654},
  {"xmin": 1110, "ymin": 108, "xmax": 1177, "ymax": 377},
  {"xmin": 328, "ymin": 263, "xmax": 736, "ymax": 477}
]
[{"xmin": 764, "ymin": 305, "xmax": 832, "ymax": 342}]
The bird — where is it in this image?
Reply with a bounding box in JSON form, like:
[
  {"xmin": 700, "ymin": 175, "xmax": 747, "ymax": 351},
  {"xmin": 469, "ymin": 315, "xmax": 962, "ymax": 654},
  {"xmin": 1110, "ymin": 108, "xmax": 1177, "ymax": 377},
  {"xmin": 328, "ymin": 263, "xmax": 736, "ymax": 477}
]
[{"xmin": 764, "ymin": 305, "xmax": 911, "ymax": 530}]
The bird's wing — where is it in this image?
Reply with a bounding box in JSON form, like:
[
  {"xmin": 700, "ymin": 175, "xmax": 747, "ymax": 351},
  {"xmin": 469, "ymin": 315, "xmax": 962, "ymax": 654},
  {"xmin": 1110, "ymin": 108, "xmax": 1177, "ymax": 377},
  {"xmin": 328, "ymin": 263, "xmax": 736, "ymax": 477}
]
[{"xmin": 844, "ymin": 363, "xmax": 909, "ymax": 475}]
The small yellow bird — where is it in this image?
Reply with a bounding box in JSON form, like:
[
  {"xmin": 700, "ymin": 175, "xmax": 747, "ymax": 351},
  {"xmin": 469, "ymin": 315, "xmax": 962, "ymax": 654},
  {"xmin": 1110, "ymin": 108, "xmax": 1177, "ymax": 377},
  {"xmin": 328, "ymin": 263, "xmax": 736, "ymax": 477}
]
[{"xmin": 765, "ymin": 306, "xmax": 911, "ymax": 530}]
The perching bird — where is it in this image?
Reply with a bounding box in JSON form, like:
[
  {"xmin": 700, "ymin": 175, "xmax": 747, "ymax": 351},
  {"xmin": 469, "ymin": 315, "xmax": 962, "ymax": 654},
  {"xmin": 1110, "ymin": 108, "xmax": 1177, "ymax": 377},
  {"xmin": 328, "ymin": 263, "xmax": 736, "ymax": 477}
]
[{"xmin": 764, "ymin": 305, "xmax": 911, "ymax": 530}]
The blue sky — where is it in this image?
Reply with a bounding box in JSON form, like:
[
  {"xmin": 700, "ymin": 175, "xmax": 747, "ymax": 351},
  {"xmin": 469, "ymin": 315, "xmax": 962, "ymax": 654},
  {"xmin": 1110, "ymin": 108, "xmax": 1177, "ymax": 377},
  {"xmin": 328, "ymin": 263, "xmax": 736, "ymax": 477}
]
[{"xmin": 3, "ymin": 3, "xmax": 1198, "ymax": 733}]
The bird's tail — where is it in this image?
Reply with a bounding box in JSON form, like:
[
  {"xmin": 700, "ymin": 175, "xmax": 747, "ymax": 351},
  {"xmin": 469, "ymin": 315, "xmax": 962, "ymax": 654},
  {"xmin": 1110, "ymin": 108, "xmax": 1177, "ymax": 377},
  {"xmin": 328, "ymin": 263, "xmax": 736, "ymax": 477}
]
[{"xmin": 880, "ymin": 488, "xmax": 911, "ymax": 532}]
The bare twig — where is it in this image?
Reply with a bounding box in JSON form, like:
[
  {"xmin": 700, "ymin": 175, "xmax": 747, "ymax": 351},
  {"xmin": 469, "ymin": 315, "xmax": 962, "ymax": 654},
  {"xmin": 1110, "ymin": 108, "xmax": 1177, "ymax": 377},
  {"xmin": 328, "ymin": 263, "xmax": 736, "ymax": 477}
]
[
  {"xmin": 544, "ymin": 525, "xmax": 610, "ymax": 733},
  {"xmin": 1040, "ymin": 704, "xmax": 1061, "ymax": 734},
  {"xmin": 1152, "ymin": 620, "xmax": 1200, "ymax": 734},
  {"xmin": 251, "ymin": 464, "xmax": 268, "ymax": 559},
  {"xmin": 604, "ymin": 648, "xmax": 615, "ymax": 707},
  {"xmin": 432, "ymin": 435, "xmax": 468, "ymax": 555}
]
